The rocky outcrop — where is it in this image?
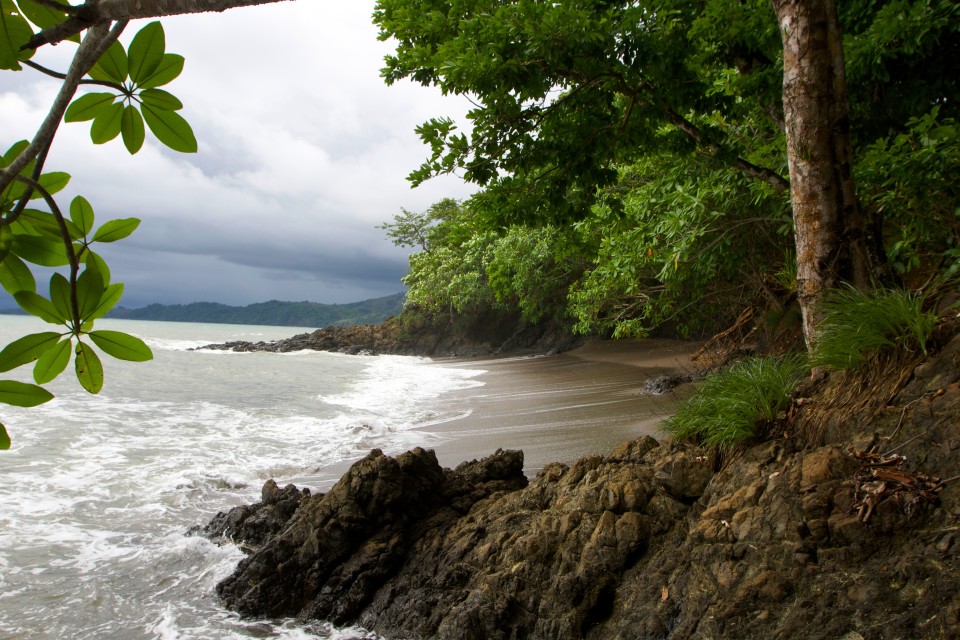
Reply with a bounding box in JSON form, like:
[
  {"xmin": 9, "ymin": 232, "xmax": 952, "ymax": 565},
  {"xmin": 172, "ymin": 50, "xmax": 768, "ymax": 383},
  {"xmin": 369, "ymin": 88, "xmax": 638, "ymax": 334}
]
[
  {"xmin": 207, "ymin": 334, "xmax": 960, "ymax": 639},
  {"xmin": 197, "ymin": 313, "xmax": 582, "ymax": 357}
]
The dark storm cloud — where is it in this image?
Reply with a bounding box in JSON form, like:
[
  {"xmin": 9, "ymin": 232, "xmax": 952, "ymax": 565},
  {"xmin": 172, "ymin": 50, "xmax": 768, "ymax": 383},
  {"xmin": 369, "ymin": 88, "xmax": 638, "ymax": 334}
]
[{"xmin": 1, "ymin": 3, "xmax": 475, "ymax": 308}]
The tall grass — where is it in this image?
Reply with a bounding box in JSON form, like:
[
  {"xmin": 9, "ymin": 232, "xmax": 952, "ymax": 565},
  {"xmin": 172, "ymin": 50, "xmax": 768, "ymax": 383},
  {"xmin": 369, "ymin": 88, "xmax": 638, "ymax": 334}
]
[
  {"xmin": 810, "ymin": 288, "xmax": 937, "ymax": 370},
  {"xmin": 664, "ymin": 355, "xmax": 806, "ymax": 452}
]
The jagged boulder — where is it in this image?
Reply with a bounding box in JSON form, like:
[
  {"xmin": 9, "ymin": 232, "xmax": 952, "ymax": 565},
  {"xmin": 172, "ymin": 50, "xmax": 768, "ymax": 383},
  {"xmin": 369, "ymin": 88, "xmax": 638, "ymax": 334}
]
[
  {"xmin": 215, "ymin": 447, "xmax": 528, "ymax": 622},
  {"xmin": 202, "ymin": 479, "xmax": 312, "ymax": 551}
]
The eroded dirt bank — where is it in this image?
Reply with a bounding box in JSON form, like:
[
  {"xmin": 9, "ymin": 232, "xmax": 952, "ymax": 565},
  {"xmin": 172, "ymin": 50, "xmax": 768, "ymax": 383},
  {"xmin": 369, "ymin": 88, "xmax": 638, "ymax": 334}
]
[{"xmin": 202, "ymin": 333, "xmax": 960, "ymax": 639}]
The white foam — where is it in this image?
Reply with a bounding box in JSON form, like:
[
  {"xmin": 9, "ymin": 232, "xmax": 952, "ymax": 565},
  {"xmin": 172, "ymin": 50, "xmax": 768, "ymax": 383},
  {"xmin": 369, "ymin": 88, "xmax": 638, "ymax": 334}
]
[
  {"xmin": 0, "ymin": 321, "xmax": 484, "ymax": 639},
  {"xmin": 319, "ymin": 355, "xmax": 486, "ymax": 424}
]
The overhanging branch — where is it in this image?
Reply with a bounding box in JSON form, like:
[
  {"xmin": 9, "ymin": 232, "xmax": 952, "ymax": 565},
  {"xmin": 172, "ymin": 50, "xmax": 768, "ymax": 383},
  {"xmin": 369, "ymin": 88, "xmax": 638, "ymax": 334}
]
[
  {"xmin": 0, "ymin": 21, "xmax": 126, "ymax": 195},
  {"xmin": 663, "ymin": 108, "xmax": 790, "ymax": 193},
  {"xmin": 24, "ymin": 0, "xmax": 293, "ymax": 50}
]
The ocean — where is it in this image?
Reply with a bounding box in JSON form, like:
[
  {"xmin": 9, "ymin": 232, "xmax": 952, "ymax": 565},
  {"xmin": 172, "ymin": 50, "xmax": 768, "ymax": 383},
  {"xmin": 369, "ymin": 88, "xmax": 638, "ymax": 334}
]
[{"xmin": 0, "ymin": 316, "xmax": 486, "ymax": 640}]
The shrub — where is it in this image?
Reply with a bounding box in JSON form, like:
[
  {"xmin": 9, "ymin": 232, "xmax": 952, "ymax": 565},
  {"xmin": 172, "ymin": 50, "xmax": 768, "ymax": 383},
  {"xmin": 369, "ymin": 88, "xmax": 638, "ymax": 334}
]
[
  {"xmin": 809, "ymin": 288, "xmax": 938, "ymax": 371},
  {"xmin": 664, "ymin": 355, "xmax": 806, "ymax": 452}
]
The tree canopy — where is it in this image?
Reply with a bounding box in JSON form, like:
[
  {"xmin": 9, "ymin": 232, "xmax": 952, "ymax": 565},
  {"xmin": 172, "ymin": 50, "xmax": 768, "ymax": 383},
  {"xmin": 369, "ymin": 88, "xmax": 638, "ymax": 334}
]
[{"xmin": 376, "ymin": 0, "xmax": 959, "ymax": 346}]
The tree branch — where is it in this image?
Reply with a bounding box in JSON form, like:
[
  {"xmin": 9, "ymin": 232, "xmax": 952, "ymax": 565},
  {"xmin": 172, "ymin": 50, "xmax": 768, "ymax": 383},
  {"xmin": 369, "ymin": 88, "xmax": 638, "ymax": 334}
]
[
  {"xmin": 21, "ymin": 59, "xmax": 125, "ymax": 91},
  {"xmin": 24, "ymin": 0, "xmax": 293, "ymax": 49},
  {"xmin": 14, "ymin": 175, "xmax": 82, "ymax": 329},
  {"xmin": 662, "ymin": 108, "xmax": 790, "ymax": 193},
  {"xmin": 0, "ymin": 21, "xmax": 126, "ymax": 196}
]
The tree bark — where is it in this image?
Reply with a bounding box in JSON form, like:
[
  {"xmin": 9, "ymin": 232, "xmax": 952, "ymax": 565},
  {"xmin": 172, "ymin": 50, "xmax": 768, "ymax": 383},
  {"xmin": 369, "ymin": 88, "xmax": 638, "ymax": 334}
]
[
  {"xmin": 24, "ymin": 0, "xmax": 292, "ymax": 50},
  {"xmin": 771, "ymin": 0, "xmax": 874, "ymax": 350},
  {"xmin": 95, "ymin": 0, "xmax": 291, "ymax": 20}
]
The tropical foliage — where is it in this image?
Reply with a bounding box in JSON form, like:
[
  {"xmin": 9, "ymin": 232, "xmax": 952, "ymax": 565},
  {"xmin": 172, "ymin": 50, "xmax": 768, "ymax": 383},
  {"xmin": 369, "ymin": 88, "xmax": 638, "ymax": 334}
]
[
  {"xmin": 0, "ymin": 16, "xmax": 196, "ymax": 448},
  {"xmin": 378, "ymin": 0, "xmax": 958, "ymax": 344}
]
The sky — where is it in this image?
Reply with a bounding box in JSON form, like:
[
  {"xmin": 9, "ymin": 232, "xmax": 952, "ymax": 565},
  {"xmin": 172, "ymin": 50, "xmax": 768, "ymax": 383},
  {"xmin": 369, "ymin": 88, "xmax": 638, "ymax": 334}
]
[{"xmin": 0, "ymin": 2, "xmax": 476, "ymax": 308}]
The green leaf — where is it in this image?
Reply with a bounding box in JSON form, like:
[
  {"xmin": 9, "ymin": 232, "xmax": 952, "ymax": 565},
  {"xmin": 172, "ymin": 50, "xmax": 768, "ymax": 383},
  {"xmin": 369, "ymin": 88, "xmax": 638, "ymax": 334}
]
[
  {"xmin": 16, "ymin": 0, "xmax": 68, "ymax": 31},
  {"xmin": 0, "ymin": 331, "xmax": 61, "ymax": 373},
  {"xmin": 128, "ymin": 21, "xmax": 165, "ymax": 85},
  {"xmin": 0, "ymin": 139, "xmax": 28, "ymax": 167},
  {"xmin": 17, "ymin": 209, "xmax": 82, "ymax": 240},
  {"xmin": 65, "ymin": 92, "xmax": 117, "ymax": 123},
  {"xmin": 139, "ymin": 88, "xmax": 182, "ymax": 111},
  {"xmin": 88, "ymin": 330, "xmax": 152, "ymax": 362},
  {"xmin": 91, "ymin": 217, "xmax": 140, "ymax": 243},
  {"xmin": 0, "ymin": 222, "xmax": 11, "ymax": 260},
  {"xmin": 0, "ymin": 422, "xmax": 9, "ymax": 449},
  {"xmin": 48, "ymin": 271, "xmax": 72, "ymax": 321},
  {"xmin": 36, "ymin": 171, "xmax": 71, "ymax": 197},
  {"xmin": 33, "ymin": 337, "xmax": 71, "ymax": 384},
  {"xmin": 12, "ymin": 290, "xmax": 62, "ymax": 323},
  {"xmin": 10, "ymin": 233, "xmax": 69, "ymax": 266},
  {"xmin": 1, "ymin": 253, "xmax": 36, "ymax": 294},
  {"xmin": 74, "ymin": 341, "xmax": 103, "ymax": 393},
  {"xmin": 86, "ymin": 282, "xmax": 123, "ymax": 320},
  {"xmin": 88, "ymin": 40, "xmax": 127, "ymax": 84},
  {"xmin": 0, "ymin": 0, "xmax": 34, "ymax": 71},
  {"xmin": 90, "ymin": 101, "xmax": 124, "ymax": 144},
  {"xmin": 0, "ymin": 380, "xmax": 54, "ymax": 407},
  {"xmin": 76, "ymin": 263, "xmax": 104, "ymax": 319},
  {"xmin": 84, "ymin": 250, "xmax": 110, "ymax": 285},
  {"xmin": 138, "ymin": 53, "xmax": 184, "ymax": 89},
  {"xmin": 121, "ymin": 105, "xmax": 145, "ymax": 154},
  {"xmin": 70, "ymin": 196, "xmax": 95, "ymax": 236},
  {"xmin": 141, "ymin": 104, "xmax": 197, "ymax": 153}
]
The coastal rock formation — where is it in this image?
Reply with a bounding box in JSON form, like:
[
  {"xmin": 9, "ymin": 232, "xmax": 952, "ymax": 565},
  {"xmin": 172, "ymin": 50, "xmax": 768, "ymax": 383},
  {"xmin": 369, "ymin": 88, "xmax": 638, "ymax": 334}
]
[
  {"xmin": 208, "ymin": 335, "xmax": 960, "ymax": 639},
  {"xmin": 197, "ymin": 314, "xmax": 581, "ymax": 357}
]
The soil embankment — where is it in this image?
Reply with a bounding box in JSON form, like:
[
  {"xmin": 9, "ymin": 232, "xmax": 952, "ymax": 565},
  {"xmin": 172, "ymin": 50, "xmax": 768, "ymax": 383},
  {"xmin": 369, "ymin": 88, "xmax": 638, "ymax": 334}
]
[{"xmin": 203, "ymin": 333, "xmax": 960, "ymax": 639}]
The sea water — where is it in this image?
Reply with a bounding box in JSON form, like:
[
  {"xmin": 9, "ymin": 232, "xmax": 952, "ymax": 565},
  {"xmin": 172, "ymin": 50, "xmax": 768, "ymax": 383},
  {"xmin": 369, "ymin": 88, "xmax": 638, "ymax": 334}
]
[{"xmin": 0, "ymin": 316, "xmax": 485, "ymax": 639}]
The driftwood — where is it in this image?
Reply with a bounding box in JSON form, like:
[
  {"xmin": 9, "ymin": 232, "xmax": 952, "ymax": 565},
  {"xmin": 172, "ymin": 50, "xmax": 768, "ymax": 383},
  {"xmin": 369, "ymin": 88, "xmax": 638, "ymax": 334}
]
[{"xmin": 851, "ymin": 448, "xmax": 942, "ymax": 523}]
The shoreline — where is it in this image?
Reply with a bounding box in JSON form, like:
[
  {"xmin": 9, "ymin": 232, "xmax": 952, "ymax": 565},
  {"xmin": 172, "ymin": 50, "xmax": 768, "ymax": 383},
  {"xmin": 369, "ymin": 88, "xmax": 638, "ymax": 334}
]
[
  {"xmin": 316, "ymin": 338, "xmax": 701, "ymax": 483},
  {"xmin": 425, "ymin": 338, "xmax": 700, "ymax": 475}
]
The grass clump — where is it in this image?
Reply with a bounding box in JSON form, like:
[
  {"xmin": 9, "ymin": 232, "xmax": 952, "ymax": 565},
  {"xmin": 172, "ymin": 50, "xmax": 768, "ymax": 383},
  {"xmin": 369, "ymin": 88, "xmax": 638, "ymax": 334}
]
[
  {"xmin": 810, "ymin": 288, "xmax": 937, "ymax": 371},
  {"xmin": 664, "ymin": 355, "xmax": 806, "ymax": 452}
]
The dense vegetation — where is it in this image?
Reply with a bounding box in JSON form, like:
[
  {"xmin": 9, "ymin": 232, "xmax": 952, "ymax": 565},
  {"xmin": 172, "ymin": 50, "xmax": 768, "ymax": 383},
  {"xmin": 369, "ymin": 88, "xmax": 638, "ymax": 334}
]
[{"xmin": 377, "ymin": 0, "xmax": 959, "ymax": 343}]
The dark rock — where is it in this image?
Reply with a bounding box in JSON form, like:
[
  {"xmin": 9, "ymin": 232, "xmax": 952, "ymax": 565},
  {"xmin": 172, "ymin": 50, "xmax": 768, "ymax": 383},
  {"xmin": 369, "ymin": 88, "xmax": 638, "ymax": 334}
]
[
  {"xmin": 653, "ymin": 446, "xmax": 714, "ymax": 500},
  {"xmin": 202, "ymin": 479, "xmax": 311, "ymax": 551},
  {"xmin": 207, "ymin": 327, "xmax": 960, "ymax": 639},
  {"xmin": 643, "ymin": 373, "xmax": 697, "ymax": 394},
  {"xmin": 195, "ymin": 315, "xmax": 584, "ymax": 358}
]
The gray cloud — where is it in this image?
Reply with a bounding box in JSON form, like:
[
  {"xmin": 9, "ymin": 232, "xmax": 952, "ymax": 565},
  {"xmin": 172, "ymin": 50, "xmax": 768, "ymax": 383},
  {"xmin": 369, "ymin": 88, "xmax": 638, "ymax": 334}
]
[{"xmin": 1, "ymin": 2, "xmax": 475, "ymax": 308}]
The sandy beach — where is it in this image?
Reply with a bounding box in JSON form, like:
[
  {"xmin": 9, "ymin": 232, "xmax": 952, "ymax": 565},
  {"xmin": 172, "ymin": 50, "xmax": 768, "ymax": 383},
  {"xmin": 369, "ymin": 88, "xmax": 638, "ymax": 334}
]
[{"xmin": 422, "ymin": 338, "xmax": 700, "ymax": 476}]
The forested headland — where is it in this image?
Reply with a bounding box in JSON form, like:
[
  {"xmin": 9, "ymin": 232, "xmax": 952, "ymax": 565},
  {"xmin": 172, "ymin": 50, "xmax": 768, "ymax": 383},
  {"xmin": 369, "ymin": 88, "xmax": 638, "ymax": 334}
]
[
  {"xmin": 0, "ymin": 293, "xmax": 406, "ymax": 328},
  {"xmin": 105, "ymin": 293, "xmax": 405, "ymax": 328}
]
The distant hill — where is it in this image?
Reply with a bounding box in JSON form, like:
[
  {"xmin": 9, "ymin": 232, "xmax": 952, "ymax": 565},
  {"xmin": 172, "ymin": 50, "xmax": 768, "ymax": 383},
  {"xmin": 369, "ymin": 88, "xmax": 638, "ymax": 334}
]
[{"xmin": 95, "ymin": 292, "xmax": 406, "ymax": 328}]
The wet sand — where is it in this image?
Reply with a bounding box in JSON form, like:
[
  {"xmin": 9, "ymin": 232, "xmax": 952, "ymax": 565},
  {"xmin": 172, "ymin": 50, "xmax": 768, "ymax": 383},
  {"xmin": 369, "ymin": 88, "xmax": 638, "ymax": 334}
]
[
  {"xmin": 313, "ymin": 338, "xmax": 699, "ymax": 485},
  {"xmin": 423, "ymin": 338, "xmax": 699, "ymax": 476}
]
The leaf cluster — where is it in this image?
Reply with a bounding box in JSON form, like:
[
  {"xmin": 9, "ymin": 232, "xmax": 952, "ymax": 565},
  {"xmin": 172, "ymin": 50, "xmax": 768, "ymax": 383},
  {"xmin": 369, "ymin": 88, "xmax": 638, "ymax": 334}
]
[
  {"xmin": 1, "ymin": 139, "xmax": 153, "ymax": 447},
  {"xmin": 375, "ymin": 0, "xmax": 776, "ymax": 224},
  {"xmin": 1, "ymin": 17, "xmax": 197, "ymax": 448},
  {"xmin": 64, "ymin": 22, "xmax": 196, "ymax": 154},
  {"xmin": 568, "ymin": 151, "xmax": 790, "ymax": 338},
  {"xmin": 857, "ymin": 106, "xmax": 960, "ymax": 277}
]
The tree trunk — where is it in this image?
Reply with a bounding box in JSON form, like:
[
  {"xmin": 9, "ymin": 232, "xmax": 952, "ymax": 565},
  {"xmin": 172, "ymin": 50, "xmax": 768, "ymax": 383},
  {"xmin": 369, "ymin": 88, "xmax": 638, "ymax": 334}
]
[{"xmin": 771, "ymin": 0, "xmax": 874, "ymax": 350}]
